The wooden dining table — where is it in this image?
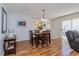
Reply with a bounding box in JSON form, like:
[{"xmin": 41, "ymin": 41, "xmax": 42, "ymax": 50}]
[
  {"xmin": 33, "ymin": 32, "xmax": 51, "ymax": 43},
  {"xmin": 33, "ymin": 31, "xmax": 51, "ymax": 47}
]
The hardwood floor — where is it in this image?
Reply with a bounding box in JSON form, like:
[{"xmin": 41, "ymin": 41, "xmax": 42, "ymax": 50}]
[
  {"xmin": 70, "ymin": 51, "xmax": 79, "ymax": 56},
  {"xmin": 7, "ymin": 38, "xmax": 79, "ymax": 56},
  {"xmin": 62, "ymin": 37, "xmax": 79, "ymax": 56},
  {"xmin": 8, "ymin": 39, "xmax": 62, "ymax": 56}
]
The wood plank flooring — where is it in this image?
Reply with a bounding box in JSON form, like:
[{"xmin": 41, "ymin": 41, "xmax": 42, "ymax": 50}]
[
  {"xmin": 7, "ymin": 38, "xmax": 79, "ymax": 56},
  {"xmin": 8, "ymin": 39, "xmax": 62, "ymax": 56},
  {"xmin": 70, "ymin": 51, "xmax": 79, "ymax": 56},
  {"xmin": 62, "ymin": 37, "xmax": 79, "ymax": 56}
]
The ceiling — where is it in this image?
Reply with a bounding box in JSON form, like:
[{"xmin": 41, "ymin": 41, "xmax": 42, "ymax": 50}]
[{"xmin": 4, "ymin": 3, "xmax": 79, "ymax": 19}]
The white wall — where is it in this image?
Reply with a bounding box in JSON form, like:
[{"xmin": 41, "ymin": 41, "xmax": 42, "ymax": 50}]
[
  {"xmin": 0, "ymin": 4, "xmax": 35, "ymax": 55},
  {"xmin": 0, "ymin": 4, "xmax": 8, "ymax": 55},
  {"xmin": 8, "ymin": 12, "xmax": 34, "ymax": 41},
  {"xmin": 0, "ymin": 3, "xmax": 3, "ymax": 56},
  {"xmin": 51, "ymin": 19, "xmax": 62, "ymax": 39},
  {"xmin": 0, "ymin": 4, "xmax": 34, "ymax": 55}
]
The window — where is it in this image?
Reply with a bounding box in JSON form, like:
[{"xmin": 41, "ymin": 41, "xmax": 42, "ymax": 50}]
[
  {"xmin": 62, "ymin": 20, "xmax": 72, "ymax": 32},
  {"xmin": 72, "ymin": 18, "xmax": 79, "ymax": 31},
  {"xmin": 62, "ymin": 17, "xmax": 79, "ymax": 36}
]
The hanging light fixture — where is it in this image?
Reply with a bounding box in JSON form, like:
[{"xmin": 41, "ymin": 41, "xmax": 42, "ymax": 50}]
[{"xmin": 41, "ymin": 9, "xmax": 47, "ymax": 21}]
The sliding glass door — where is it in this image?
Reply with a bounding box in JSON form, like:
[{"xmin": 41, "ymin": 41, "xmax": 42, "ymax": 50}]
[
  {"xmin": 62, "ymin": 17, "xmax": 79, "ymax": 37},
  {"xmin": 62, "ymin": 19, "xmax": 72, "ymax": 37},
  {"xmin": 72, "ymin": 18, "xmax": 79, "ymax": 31}
]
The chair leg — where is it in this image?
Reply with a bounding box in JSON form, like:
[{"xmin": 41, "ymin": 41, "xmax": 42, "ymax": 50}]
[
  {"xmin": 36, "ymin": 42, "xmax": 39, "ymax": 48},
  {"xmin": 41, "ymin": 40, "xmax": 44, "ymax": 48},
  {"xmin": 47, "ymin": 39, "xmax": 49, "ymax": 46},
  {"xmin": 47, "ymin": 41, "xmax": 49, "ymax": 46},
  {"xmin": 30, "ymin": 40, "xmax": 33, "ymax": 47},
  {"xmin": 14, "ymin": 49, "xmax": 16, "ymax": 55},
  {"xmin": 49, "ymin": 38, "xmax": 51, "ymax": 44},
  {"xmin": 35, "ymin": 39, "xmax": 39, "ymax": 48},
  {"xmin": 32, "ymin": 42, "xmax": 33, "ymax": 47},
  {"xmin": 42, "ymin": 43, "xmax": 44, "ymax": 48},
  {"xmin": 36, "ymin": 44, "xmax": 38, "ymax": 47}
]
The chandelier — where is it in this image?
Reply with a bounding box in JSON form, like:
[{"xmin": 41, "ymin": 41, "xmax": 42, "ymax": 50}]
[{"xmin": 41, "ymin": 9, "xmax": 47, "ymax": 21}]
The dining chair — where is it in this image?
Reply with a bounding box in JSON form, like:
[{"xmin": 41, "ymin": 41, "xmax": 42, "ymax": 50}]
[
  {"xmin": 34, "ymin": 31, "xmax": 49, "ymax": 48},
  {"xmin": 29, "ymin": 30, "xmax": 34, "ymax": 47},
  {"xmin": 34, "ymin": 30, "xmax": 40, "ymax": 33},
  {"xmin": 46, "ymin": 30, "xmax": 51, "ymax": 44},
  {"xmin": 41, "ymin": 31, "xmax": 49, "ymax": 47},
  {"xmin": 34, "ymin": 34, "xmax": 40, "ymax": 47}
]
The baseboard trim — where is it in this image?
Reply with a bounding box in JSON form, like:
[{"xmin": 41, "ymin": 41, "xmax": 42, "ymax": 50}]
[{"xmin": 16, "ymin": 40, "xmax": 30, "ymax": 43}]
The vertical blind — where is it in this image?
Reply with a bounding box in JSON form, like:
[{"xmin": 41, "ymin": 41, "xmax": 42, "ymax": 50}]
[{"xmin": 63, "ymin": 18, "xmax": 79, "ymax": 32}]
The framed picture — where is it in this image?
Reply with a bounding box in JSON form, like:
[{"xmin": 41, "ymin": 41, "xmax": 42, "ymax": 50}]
[
  {"xmin": 18, "ymin": 21, "xmax": 26, "ymax": 26},
  {"xmin": 2, "ymin": 7, "xmax": 7, "ymax": 33}
]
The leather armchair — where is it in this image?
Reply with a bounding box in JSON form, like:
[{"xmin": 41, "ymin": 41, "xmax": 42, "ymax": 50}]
[{"xmin": 65, "ymin": 30, "xmax": 79, "ymax": 51}]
